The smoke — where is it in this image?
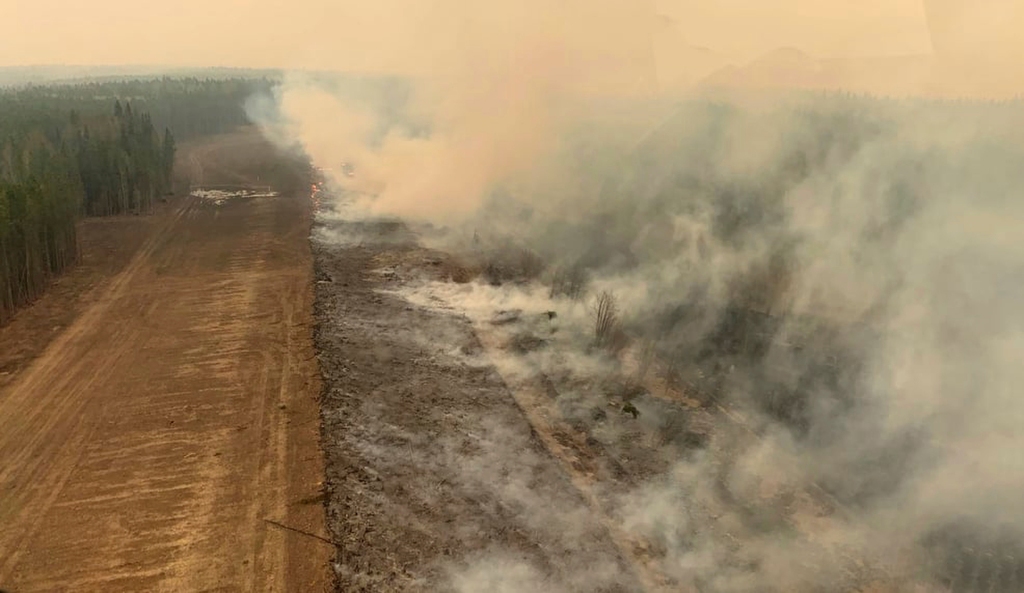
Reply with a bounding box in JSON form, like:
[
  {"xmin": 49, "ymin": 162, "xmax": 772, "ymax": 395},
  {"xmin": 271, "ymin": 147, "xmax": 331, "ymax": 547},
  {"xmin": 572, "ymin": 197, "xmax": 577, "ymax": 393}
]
[
  {"xmin": 245, "ymin": 0, "xmax": 664, "ymax": 222},
  {"xmin": 474, "ymin": 97, "xmax": 1023, "ymax": 589},
  {"xmin": 387, "ymin": 97, "xmax": 1024, "ymax": 589},
  {"xmin": 250, "ymin": 1, "xmax": 1024, "ymax": 590}
]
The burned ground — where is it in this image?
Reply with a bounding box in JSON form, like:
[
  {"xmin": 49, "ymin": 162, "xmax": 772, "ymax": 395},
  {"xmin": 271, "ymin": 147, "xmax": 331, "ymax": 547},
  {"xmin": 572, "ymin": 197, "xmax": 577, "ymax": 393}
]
[
  {"xmin": 311, "ymin": 201, "xmax": 1024, "ymax": 592},
  {"xmin": 311, "ymin": 212, "xmax": 878, "ymax": 592},
  {"xmin": 313, "ymin": 220, "xmax": 639, "ymax": 592}
]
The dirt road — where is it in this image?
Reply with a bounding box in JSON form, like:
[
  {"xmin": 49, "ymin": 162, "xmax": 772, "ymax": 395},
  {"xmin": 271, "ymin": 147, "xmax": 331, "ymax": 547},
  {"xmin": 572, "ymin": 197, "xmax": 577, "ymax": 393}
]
[{"xmin": 0, "ymin": 133, "xmax": 329, "ymax": 592}]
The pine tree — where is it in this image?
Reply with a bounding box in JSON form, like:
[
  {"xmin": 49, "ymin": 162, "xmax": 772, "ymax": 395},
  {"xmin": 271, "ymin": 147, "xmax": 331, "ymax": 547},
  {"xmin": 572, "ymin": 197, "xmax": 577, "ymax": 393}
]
[
  {"xmin": 0, "ymin": 76, "xmax": 286, "ymax": 322},
  {"xmin": 161, "ymin": 128, "xmax": 176, "ymax": 190}
]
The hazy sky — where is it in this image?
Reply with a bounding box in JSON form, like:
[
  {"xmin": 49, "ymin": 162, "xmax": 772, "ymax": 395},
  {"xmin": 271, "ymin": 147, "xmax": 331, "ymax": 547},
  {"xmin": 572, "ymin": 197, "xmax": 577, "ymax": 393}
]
[
  {"xmin": 1, "ymin": 0, "xmax": 935, "ymax": 70},
  {"xmin": 655, "ymin": 0, "xmax": 932, "ymax": 59}
]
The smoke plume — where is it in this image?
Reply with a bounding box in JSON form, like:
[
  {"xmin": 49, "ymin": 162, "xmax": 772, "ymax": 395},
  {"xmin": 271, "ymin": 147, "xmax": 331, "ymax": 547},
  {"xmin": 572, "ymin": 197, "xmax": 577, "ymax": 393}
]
[{"xmin": 249, "ymin": 1, "xmax": 1024, "ymax": 590}]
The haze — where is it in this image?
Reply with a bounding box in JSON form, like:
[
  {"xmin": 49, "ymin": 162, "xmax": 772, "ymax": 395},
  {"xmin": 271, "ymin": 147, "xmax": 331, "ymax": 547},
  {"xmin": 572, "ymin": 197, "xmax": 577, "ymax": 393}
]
[
  {"xmin": 1, "ymin": 0, "xmax": 929, "ymax": 64},
  {"xmin": 4, "ymin": 0, "xmax": 1024, "ymax": 591},
  {"xmin": 4, "ymin": 0, "xmax": 1022, "ymax": 96}
]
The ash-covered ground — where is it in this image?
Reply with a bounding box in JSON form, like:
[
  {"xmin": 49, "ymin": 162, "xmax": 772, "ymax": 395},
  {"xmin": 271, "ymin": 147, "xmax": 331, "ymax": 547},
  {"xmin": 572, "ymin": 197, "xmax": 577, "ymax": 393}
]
[
  {"xmin": 312, "ymin": 218, "xmax": 642, "ymax": 592},
  {"xmin": 313, "ymin": 213, "xmax": 894, "ymax": 593},
  {"xmin": 295, "ymin": 86, "xmax": 1024, "ymax": 593},
  {"xmin": 312, "ymin": 207, "xmax": 1024, "ymax": 593}
]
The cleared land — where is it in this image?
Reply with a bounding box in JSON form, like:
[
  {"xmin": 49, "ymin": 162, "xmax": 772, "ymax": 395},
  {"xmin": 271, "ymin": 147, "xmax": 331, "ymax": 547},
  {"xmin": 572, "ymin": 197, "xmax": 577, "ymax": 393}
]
[{"xmin": 0, "ymin": 130, "xmax": 330, "ymax": 592}]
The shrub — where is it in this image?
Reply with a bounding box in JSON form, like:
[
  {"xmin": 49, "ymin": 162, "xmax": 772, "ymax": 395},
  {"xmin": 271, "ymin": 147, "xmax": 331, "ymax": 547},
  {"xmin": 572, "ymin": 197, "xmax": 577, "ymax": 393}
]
[
  {"xmin": 550, "ymin": 264, "xmax": 589, "ymax": 300},
  {"xmin": 636, "ymin": 338, "xmax": 657, "ymax": 382},
  {"xmin": 481, "ymin": 246, "xmax": 546, "ymax": 286},
  {"xmin": 593, "ymin": 291, "xmax": 628, "ymax": 353}
]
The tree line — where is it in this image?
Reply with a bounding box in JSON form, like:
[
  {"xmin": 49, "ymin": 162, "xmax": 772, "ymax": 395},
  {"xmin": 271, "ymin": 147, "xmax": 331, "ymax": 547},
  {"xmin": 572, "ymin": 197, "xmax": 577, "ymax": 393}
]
[
  {"xmin": 1, "ymin": 99, "xmax": 176, "ymax": 323},
  {"xmin": 0, "ymin": 77, "xmax": 263, "ymax": 324},
  {"xmin": 3, "ymin": 77, "xmax": 273, "ymax": 140}
]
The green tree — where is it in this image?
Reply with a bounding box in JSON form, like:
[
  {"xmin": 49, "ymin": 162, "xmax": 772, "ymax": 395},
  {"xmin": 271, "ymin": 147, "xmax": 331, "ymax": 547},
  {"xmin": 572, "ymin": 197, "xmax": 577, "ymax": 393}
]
[{"xmin": 162, "ymin": 128, "xmax": 176, "ymax": 189}]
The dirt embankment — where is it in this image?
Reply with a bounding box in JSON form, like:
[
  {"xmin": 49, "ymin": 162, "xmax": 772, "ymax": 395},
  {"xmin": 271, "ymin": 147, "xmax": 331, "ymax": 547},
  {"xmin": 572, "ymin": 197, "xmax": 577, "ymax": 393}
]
[{"xmin": 0, "ymin": 130, "xmax": 329, "ymax": 592}]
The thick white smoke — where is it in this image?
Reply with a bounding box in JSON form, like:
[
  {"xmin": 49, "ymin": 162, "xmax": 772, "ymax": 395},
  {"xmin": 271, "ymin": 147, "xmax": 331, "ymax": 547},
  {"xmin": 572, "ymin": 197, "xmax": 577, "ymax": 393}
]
[{"xmin": 247, "ymin": 2, "xmax": 1024, "ymax": 590}]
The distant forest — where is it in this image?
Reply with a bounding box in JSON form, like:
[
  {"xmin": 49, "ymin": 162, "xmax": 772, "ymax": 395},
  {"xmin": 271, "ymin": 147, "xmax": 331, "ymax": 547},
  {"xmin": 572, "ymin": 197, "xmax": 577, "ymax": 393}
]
[{"xmin": 0, "ymin": 77, "xmax": 271, "ymax": 324}]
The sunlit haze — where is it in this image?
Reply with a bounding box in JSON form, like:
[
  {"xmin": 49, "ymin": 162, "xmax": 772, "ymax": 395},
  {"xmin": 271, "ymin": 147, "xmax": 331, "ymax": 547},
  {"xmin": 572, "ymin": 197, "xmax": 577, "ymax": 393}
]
[{"xmin": 3, "ymin": 0, "xmax": 1022, "ymax": 96}]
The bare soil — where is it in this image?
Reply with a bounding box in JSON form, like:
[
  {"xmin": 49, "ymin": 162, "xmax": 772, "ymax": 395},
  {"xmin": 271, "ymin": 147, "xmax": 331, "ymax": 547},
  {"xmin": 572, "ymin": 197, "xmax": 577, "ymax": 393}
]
[
  {"xmin": 0, "ymin": 210, "xmax": 162, "ymax": 392},
  {"xmin": 0, "ymin": 129, "xmax": 330, "ymax": 592}
]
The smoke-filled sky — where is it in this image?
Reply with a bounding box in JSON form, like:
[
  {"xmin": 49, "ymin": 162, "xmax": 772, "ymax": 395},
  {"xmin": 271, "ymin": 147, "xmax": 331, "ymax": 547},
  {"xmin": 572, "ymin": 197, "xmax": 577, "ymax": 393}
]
[
  {"xmin": 1, "ymin": 0, "xmax": 1014, "ymax": 68},
  {"xmin": 5, "ymin": 1, "xmax": 1022, "ymax": 98},
  {"xmin": 6, "ymin": 0, "xmax": 1021, "ymax": 589}
]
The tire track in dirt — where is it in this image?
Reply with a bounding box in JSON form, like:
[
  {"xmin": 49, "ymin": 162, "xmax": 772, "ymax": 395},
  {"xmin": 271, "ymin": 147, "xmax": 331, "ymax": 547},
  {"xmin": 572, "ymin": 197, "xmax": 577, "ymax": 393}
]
[
  {"xmin": 0, "ymin": 136, "xmax": 329, "ymax": 592},
  {"xmin": 0, "ymin": 195, "xmax": 196, "ymax": 577}
]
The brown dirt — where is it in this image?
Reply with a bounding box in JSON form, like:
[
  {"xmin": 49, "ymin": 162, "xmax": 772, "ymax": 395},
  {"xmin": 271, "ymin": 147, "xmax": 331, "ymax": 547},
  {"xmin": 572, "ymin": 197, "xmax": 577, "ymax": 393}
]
[
  {"xmin": 0, "ymin": 210, "xmax": 162, "ymax": 392},
  {"xmin": 0, "ymin": 129, "xmax": 330, "ymax": 592}
]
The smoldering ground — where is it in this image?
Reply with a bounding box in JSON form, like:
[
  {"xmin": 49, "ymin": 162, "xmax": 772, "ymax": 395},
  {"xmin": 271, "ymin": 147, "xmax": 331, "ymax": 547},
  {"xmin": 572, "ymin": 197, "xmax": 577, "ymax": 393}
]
[
  {"xmin": 249, "ymin": 3, "xmax": 1024, "ymax": 591},
  {"xmin": 459, "ymin": 97, "xmax": 1024, "ymax": 591},
  {"xmin": 297, "ymin": 96, "xmax": 1024, "ymax": 591}
]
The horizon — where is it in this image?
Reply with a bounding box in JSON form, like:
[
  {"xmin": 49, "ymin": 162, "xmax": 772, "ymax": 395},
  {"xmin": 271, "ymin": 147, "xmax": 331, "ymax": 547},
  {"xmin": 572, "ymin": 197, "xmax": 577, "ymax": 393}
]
[{"xmin": 3, "ymin": 1, "xmax": 1021, "ymax": 98}]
